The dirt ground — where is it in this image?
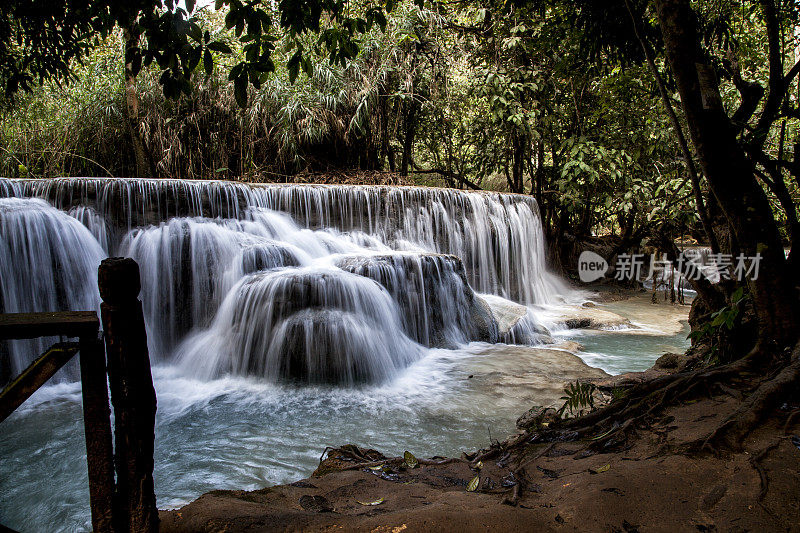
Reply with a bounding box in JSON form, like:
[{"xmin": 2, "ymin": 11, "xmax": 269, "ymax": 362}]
[{"xmin": 160, "ymin": 391, "xmax": 800, "ymax": 532}]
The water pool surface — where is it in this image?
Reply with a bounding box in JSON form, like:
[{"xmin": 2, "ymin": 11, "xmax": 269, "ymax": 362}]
[{"xmin": 0, "ymin": 294, "xmax": 690, "ymax": 532}]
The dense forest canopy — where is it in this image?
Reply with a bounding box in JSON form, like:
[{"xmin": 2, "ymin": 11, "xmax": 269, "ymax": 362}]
[
  {"xmin": 3, "ymin": 1, "xmax": 800, "ymax": 340},
  {"xmin": 2, "ymin": 0, "xmax": 778, "ymax": 242}
]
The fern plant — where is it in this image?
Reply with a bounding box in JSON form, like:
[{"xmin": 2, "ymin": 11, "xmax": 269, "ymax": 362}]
[{"xmin": 557, "ymin": 380, "xmax": 596, "ymax": 418}]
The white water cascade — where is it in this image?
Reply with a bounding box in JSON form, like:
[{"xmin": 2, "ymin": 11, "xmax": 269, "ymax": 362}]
[
  {"xmin": 0, "ymin": 197, "xmax": 106, "ymax": 382},
  {"xmin": 0, "ymin": 177, "xmax": 567, "ymax": 385}
]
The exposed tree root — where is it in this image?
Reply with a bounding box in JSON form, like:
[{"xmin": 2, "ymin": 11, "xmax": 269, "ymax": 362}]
[
  {"xmin": 528, "ymin": 342, "xmax": 799, "ymax": 455},
  {"xmin": 782, "ymin": 408, "xmax": 800, "ymax": 434},
  {"xmin": 317, "ymin": 445, "xmax": 468, "ymax": 473},
  {"xmin": 501, "ymin": 468, "xmax": 525, "ymax": 507},
  {"xmin": 750, "ymin": 439, "xmax": 782, "ymax": 501},
  {"xmin": 501, "ymin": 482, "xmax": 521, "ymax": 506},
  {"xmin": 697, "ymin": 348, "xmax": 800, "ymax": 453}
]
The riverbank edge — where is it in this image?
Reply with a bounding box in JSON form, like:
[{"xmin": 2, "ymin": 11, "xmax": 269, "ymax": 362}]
[{"xmin": 159, "ymin": 289, "xmax": 800, "ymax": 532}]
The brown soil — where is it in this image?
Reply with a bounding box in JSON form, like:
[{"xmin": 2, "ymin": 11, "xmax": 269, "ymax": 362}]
[{"xmin": 160, "ymin": 392, "xmax": 800, "ymax": 532}]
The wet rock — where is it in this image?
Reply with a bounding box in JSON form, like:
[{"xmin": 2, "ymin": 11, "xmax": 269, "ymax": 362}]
[
  {"xmin": 471, "ymin": 295, "xmax": 498, "ymax": 341},
  {"xmin": 516, "ymin": 406, "xmax": 559, "ymax": 430},
  {"xmin": 554, "ymin": 307, "xmax": 633, "ymax": 330},
  {"xmin": 655, "ymin": 352, "xmax": 682, "ymax": 369},
  {"xmin": 336, "ymin": 252, "xmax": 499, "ymax": 347},
  {"xmin": 552, "ymin": 341, "xmax": 585, "ymax": 353},
  {"xmin": 479, "ymin": 294, "xmax": 528, "ymax": 334},
  {"xmin": 565, "ymin": 318, "xmax": 592, "ymax": 329}
]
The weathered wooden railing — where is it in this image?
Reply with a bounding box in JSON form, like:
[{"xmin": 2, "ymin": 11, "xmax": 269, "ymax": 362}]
[{"xmin": 0, "ymin": 258, "xmax": 158, "ymax": 533}]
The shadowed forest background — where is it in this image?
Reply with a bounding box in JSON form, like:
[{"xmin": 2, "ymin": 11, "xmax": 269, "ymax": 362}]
[{"xmin": 6, "ymin": 0, "xmax": 798, "ymax": 270}]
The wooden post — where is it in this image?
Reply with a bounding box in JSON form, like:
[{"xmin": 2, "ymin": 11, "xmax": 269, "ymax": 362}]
[
  {"xmin": 98, "ymin": 257, "xmax": 159, "ymax": 532},
  {"xmin": 79, "ymin": 332, "xmax": 116, "ymax": 533}
]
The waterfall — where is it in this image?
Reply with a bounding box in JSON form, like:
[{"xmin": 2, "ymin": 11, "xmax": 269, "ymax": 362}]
[
  {"xmin": 0, "ymin": 177, "xmax": 569, "ymax": 385},
  {"xmin": 176, "ymin": 267, "xmax": 422, "ymax": 384},
  {"xmin": 68, "ymin": 206, "xmax": 111, "ymax": 253},
  {"xmin": 0, "ymin": 197, "xmax": 105, "ymax": 381},
  {"xmin": 8, "ymin": 177, "xmax": 567, "ymax": 303},
  {"xmin": 336, "ymin": 253, "xmax": 498, "ymax": 347},
  {"xmin": 121, "ymin": 214, "xmax": 311, "ymax": 359}
]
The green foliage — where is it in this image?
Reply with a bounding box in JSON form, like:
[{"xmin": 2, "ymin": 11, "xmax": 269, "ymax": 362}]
[
  {"xmin": 688, "ymin": 287, "xmax": 750, "ymax": 363},
  {"xmin": 557, "ymin": 380, "xmax": 596, "ymax": 418},
  {"xmin": 3, "ymin": 0, "xmax": 796, "ymax": 255},
  {"xmin": 610, "ymin": 387, "xmax": 627, "ymax": 402},
  {"xmin": 0, "ymin": 0, "xmax": 411, "ymax": 107},
  {"xmin": 689, "ymin": 287, "xmax": 749, "ymax": 341},
  {"xmin": 0, "ymin": 1, "xmax": 443, "ymax": 178}
]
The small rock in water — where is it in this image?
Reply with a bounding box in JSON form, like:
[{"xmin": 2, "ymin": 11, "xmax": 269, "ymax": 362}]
[{"xmin": 565, "ymin": 318, "xmax": 592, "ymax": 329}]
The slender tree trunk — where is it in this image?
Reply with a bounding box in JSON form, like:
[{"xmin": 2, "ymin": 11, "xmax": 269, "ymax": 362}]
[
  {"xmin": 508, "ymin": 132, "xmax": 525, "ymax": 194},
  {"xmin": 655, "ymin": 0, "xmax": 799, "ymax": 346},
  {"xmin": 379, "ymin": 95, "xmax": 389, "ymax": 171},
  {"xmin": 400, "ymin": 115, "xmax": 415, "ymax": 177},
  {"xmin": 400, "ymin": 103, "xmax": 417, "ymax": 177},
  {"xmin": 123, "ymin": 26, "xmax": 156, "ymax": 179}
]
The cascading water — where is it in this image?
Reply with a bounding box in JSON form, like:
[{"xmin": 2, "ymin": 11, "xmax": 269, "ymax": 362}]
[
  {"xmin": 1, "ymin": 177, "xmax": 566, "ymax": 385},
  {"xmin": 8, "ymin": 177, "xmax": 568, "ymax": 303},
  {"xmin": 0, "ymin": 197, "xmax": 106, "ymax": 382},
  {"xmin": 176, "ymin": 266, "xmax": 422, "ymax": 384},
  {"xmin": 336, "ymin": 252, "xmax": 499, "ymax": 347}
]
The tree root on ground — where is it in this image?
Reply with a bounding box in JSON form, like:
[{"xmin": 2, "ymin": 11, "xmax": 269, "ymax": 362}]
[
  {"xmin": 782, "ymin": 408, "xmax": 800, "ymax": 434},
  {"xmin": 317, "ymin": 444, "xmax": 467, "ymax": 474},
  {"xmin": 527, "ymin": 342, "xmax": 799, "ymax": 456},
  {"xmin": 693, "ymin": 348, "xmax": 800, "ymax": 453},
  {"xmin": 750, "ymin": 439, "xmax": 783, "ymax": 501}
]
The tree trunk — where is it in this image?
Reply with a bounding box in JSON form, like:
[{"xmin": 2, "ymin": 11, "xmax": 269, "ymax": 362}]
[
  {"xmin": 379, "ymin": 94, "xmax": 389, "ymax": 171},
  {"xmin": 655, "ymin": 0, "xmax": 799, "ymax": 346},
  {"xmin": 400, "ymin": 103, "xmax": 417, "ymax": 177},
  {"xmin": 510, "ymin": 133, "xmax": 525, "ymax": 194},
  {"xmin": 123, "ymin": 26, "xmax": 157, "ymax": 179}
]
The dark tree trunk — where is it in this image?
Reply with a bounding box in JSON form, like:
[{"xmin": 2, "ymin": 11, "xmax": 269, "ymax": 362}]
[
  {"xmin": 655, "ymin": 0, "xmax": 800, "ymax": 346},
  {"xmin": 509, "ymin": 133, "xmax": 525, "ymax": 194},
  {"xmin": 379, "ymin": 94, "xmax": 389, "ymax": 171},
  {"xmin": 123, "ymin": 26, "xmax": 157, "ymax": 179},
  {"xmin": 400, "ymin": 102, "xmax": 417, "ymax": 177}
]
